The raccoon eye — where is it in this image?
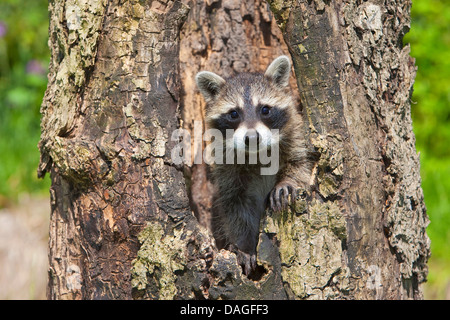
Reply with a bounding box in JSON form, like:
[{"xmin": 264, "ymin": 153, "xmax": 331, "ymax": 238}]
[
  {"xmin": 261, "ymin": 106, "xmax": 271, "ymax": 115},
  {"xmin": 229, "ymin": 110, "xmax": 239, "ymax": 119}
]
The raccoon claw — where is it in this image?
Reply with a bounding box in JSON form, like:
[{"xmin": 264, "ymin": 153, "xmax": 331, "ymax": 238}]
[
  {"xmin": 228, "ymin": 244, "xmax": 257, "ymax": 275},
  {"xmin": 269, "ymin": 182, "xmax": 296, "ymax": 212},
  {"xmin": 236, "ymin": 250, "xmax": 257, "ymax": 276}
]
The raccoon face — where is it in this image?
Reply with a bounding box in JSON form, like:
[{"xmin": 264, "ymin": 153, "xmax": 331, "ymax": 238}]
[{"xmin": 196, "ymin": 56, "xmax": 294, "ymax": 154}]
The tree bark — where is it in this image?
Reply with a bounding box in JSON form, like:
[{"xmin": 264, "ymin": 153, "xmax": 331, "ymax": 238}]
[
  {"xmin": 40, "ymin": 0, "xmax": 430, "ymax": 300},
  {"xmin": 40, "ymin": 0, "xmax": 191, "ymax": 299},
  {"xmin": 266, "ymin": 0, "xmax": 430, "ymax": 299}
]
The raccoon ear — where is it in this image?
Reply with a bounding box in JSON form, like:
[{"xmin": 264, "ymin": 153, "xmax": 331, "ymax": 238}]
[
  {"xmin": 265, "ymin": 55, "xmax": 291, "ymax": 88},
  {"xmin": 195, "ymin": 71, "xmax": 226, "ymax": 102}
]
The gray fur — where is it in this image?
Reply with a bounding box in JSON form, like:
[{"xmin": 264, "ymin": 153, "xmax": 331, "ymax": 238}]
[
  {"xmin": 195, "ymin": 71, "xmax": 226, "ymax": 102},
  {"xmin": 264, "ymin": 55, "xmax": 291, "ymax": 88},
  {"xmin": 196, "ymin": 56, "xmax": 313, "ymax": 275}
]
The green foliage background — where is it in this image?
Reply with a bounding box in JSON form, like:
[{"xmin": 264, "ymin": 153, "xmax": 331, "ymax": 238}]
[
  {"xmin": 405, "ymin": 0, "xmax": 450, "ymax": 298},
  {"xmin": 0, "ymin": 0, "xmax": 50, "ymax": 203},
  {"xmin": 0, "ymin": 0, "xmax": 448, "ymax": 298}
]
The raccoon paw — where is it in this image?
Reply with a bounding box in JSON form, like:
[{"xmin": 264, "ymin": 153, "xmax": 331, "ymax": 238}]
[
  {"xmin": 228, "ymin": 244, "xmax": 257, "ymax": 275},
  {"xmin": 269, "ymin": 181, "xmax": 296, "ymax": 212},
  {"xmin": 237, "ymin": 250, "xmax": 257, "ymax": 276}
]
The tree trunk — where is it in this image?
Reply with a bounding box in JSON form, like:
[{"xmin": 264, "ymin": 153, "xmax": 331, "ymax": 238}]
[
  {"xmin": 266, "ymin": 0, "xmax": 430, "ymax": 299},
  {"xmin": 40, "ymin": 0, "xmax": 429, "ymax": 300},
  {"xmin": 40, "ymin": 0, "xmax": 192, "ymax": 299}
]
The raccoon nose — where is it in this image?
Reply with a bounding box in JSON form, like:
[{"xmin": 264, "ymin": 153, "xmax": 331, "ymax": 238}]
[{"xmin": 244, "ymin": 130, "xmax": 261, "ymax": 146}]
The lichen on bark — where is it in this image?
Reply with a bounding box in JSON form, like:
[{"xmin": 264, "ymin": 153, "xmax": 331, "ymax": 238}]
[
  {"xmin": 39, "ymin": 0, "xmax": 107, "ymax": 178},
  {"xmin": 267, "ymin": 0, "xmax": 430, "ymax": 299},
  {"xmin": 131, "ymin": 222, "xmax": 190, "ymax": 299},
  {"xmin": 263, "ymin": 193, "xmax": 348, "ymax": 299},
  {"xmin": 42, "ymin": 0, "xmax": 429, "ymax": 300},
  {"xmin": 43, "ymin": 0, "xmax": 195, "ymax": 299}
]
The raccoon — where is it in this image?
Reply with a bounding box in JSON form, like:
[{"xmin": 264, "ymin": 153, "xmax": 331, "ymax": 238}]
[{"xmin": 195, "ymin": 56, "xmax": 313, "ymax": 275}]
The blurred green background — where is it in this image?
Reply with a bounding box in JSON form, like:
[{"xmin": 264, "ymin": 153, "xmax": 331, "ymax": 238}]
[
  {"xmin": 405, "ymin": 0, "xmax": 450, "ymax": 299},
  {"xmin": 0, "ymin": 0, "xmax": 448, "ymax": 299},
  {"xmin": 0, "ymin": 0, "xmax": 50, "ymax": 206}
]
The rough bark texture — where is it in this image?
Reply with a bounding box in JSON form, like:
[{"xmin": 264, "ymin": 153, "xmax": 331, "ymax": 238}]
[
  {"xmin": 266, "ymin": 0, "xmax": 430, "ymax": 299},
  {"xmin": 40, "ymin": 0, "xmax": 192, "ymax": 299},
  {"xmin": 41, "ymin": 0, "xmax": 293, "ymax": 300},
  {"xmin": 41, "ymin": 0, "xmax": 430, "ymax": 300},
  {"xmin": 132, "ymin": 0, "xmax": 302, "ymax": 300}
]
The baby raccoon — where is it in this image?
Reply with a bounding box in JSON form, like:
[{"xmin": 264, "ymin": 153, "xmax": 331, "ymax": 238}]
[{"xmin": 196, "ymin": 56, "xmax": 313, "ymax": 275}]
